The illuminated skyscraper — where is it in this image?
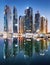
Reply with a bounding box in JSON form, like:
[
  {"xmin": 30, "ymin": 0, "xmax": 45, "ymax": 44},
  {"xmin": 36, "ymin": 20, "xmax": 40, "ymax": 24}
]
[
  {"xmin": 19, "ymin": 16, "xmax": 24, "ymax": 34},
  {"xmin": 40, "ymin": 16, "xmax": 48, "ymax": 33},
  {"xmin": 45, "ymin": 19, "xmax": 48, "ymax": 34},
  {"xmin": 4, "ymin": 5, "xmax": 12, "ymax": 32},
  {"xmin": 13, "ymin": 6, "xmax": 18, "ymax": 33},
  {"xmin": 40, "ymin": 16, "xmax": 45, "ymax": 33},
  {"xmin": 35, "ymin": 11, "xmax": 40, "ymax": 32},
  {"xmin": 24, "ymin": 7, "xmax": 33, "ymax": 33}
]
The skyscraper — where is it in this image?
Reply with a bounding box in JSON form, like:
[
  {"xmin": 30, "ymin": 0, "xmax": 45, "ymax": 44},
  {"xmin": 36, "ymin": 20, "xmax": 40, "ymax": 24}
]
[
  {"xmin": 40, "ymin": 16, "xmax": 47, "ymax": 33},
  {"xmin": 19, "ymin": 16, "xmax": 24, "ymax": 34},
  {"xmin": 45, "ymin": 19, "xmax": 48, "ymax": 34},
  {"xmin": 35, "ymin": 11, "xmax": 40, "ymax": 32},
  {"xmin": 13, "ymin": 6, "xmax": 18, "ymax": 33},
  {"xmin": 24, "ymin": 7, "xmax": 33, "ymax": 33},
  {"xmin": 4, "ymin": 5, "xmax": 12, "ymax": 33},
  {"xmin": 40, "ymin": 16, "xmax": 45, "ymax": 33}
]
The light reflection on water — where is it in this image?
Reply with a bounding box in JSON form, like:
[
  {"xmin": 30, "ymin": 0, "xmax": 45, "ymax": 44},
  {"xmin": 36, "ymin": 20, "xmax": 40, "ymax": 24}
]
[
  {"xmin": 0, "ymin": 37, "xmax": 50, "ymax": 64},
  {"xmin": 3, "ymin": 37, "xmax": 49, "ymax": 58}
]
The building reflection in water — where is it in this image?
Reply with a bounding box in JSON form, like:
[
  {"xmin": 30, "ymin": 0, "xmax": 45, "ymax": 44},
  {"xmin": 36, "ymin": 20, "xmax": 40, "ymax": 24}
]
[
  {"xmin": 13, "ymin": 38, "xmax": 19, "ymax": 56},
  {"xmin": 23, "ymin": 38, "xmax": 33, "ymax": 57},
  {"xmin": 18, "ymin": 37, "xmax": 24, "ymax": 51},
  {"xmin": 40, "ymin": 39, "xmax": 45, "ymax": 55},
  {"xmin": 4, "ymin": 38, "xmax": 13, "ymax": 59},
  {"xmin": 34, "ymin": 39, "xmax": 40, "ymax": 54},
  {"xmin": 3, "ymin": 37, "xmax": 49, "ymax": 59},
  {"xmin": 4, "ymin": 38, "xmax": 19, "ymax": 59},
  {"xmin": 40, "ymin": 39, "xmax": 48, "ymax": 56}
]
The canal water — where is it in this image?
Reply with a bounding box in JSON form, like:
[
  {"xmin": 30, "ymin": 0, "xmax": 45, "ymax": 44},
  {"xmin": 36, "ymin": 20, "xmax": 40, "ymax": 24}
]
[{"xmin": 0, "ymin": 37, "xmax": 50, "ymax": 65}]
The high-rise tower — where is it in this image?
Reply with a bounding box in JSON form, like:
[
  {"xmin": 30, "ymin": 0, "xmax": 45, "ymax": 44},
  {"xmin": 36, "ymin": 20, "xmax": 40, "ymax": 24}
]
[
  {"xmin": 4, "ymin": 5, "xmax": 12, "ymax": 33},
  {"xmin": 40, "ymin": 16, "xmax": 48, "ymax": 33},
  {"xmin": 13, "ymin": 6, "xmax": 18, "ymax": 33},
  {"xmin": 19, "ymin": 16, "xmax": 24, "ymax": 34},
  {"xmin": 24, "ymin": 7, "xmax": 33, "ymax": 33},
  {"xmin": 35, "ymin": 11, "xmax": 40, "ymax": 32}
]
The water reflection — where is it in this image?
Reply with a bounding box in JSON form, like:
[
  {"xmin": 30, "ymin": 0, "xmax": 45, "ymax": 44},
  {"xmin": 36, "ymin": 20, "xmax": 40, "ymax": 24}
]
[
  {"xmin": 3, "ymin": 37, "xmax": 49, "ymax": 59},
  {"xmin": 4, "ymin": 38, "xmax": 13, "ymax": 59},
  {"xmin": 34, "ymin": 39, "xmax": 40, "ymax": 54},
  {"xmin": 40, "ymin": 39, "xmax": 48, "ymax": 55},
  {"xmin": 13, "ymin": 38, "xmax": 19, "ymax": 56},
  {"xmin": 24, "ymin": 38, "xmax": 33, "ymax": 57}
]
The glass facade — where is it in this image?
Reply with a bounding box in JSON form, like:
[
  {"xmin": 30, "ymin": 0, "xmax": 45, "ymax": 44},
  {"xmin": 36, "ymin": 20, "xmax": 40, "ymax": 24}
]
[
  {"xmin": 13, "ymin": 6, "xmax": 18, "ymax": 33},
  {"xmin": 35, "ymin": 11, "xmax": 40, "ymax": 32},
  {"xmin": 4, "ymin": 5, "xmax": 12, "ymax": 32},
  {"xmin": 19, "ymin": 16, "xmax": 24, "ymax": 34},
  {"xmin": 24, "ymin": 7, "xmax": 33, "ymax": 33}
]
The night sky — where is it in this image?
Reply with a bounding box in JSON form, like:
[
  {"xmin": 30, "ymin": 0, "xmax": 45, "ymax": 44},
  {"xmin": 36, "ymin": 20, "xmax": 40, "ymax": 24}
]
[{"xmin": 0, "ymin": 0, "xmax": 50, "ymax": 32}]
